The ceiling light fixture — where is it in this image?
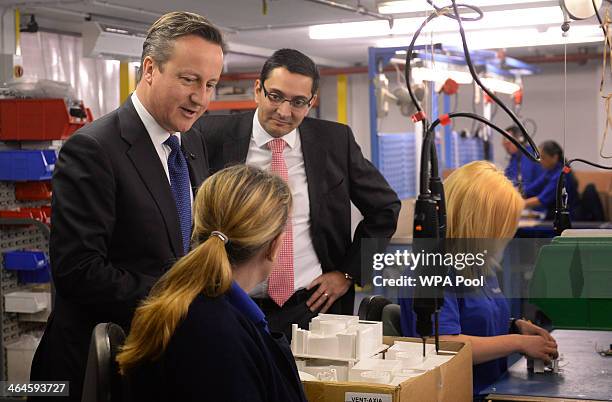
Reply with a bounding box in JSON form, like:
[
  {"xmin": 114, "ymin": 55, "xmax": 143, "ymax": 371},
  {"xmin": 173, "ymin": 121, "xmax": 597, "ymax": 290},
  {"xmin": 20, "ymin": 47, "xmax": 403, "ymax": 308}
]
[
  {"xmin": 309, "ymin": 6, "xmax": 565, "ymax": 39},
  {"xmin": 377, "ymin": 0, "xmax": 556, "ymax": 14}
]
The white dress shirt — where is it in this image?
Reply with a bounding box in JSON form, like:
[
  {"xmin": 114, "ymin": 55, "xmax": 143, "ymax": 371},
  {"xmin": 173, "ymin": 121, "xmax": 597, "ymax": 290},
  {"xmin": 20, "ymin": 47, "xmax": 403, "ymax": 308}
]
[
  {"xmin": 131, "ymin": 93, "xmax": 193, "ymax": 205},
  {"xmin": 248, "ymin": 110, "xmax": 322, "ymax": 297}
]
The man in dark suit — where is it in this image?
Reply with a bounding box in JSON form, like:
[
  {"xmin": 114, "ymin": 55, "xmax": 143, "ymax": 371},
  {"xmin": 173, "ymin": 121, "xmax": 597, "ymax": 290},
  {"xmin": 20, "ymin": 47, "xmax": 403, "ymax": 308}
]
[
  {"xmin": 29, "ymin": 12, "xmax": 224, "ymax": 401},
  {"xmin": 196, "ymin": 49, "xmax": 400, "ymax": 338}
]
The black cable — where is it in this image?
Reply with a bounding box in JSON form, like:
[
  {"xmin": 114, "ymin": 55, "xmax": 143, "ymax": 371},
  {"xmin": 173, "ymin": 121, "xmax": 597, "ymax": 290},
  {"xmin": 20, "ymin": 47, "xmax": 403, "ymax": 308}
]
[
  {"xmin": 567, "ymin": 158, "xmax": 612, "ymax": 170},
  {"xmin": 404, "ymin": 2, "xmax": 485, "ymax": 115},
  {"xmin": 405, "ymin": 12, "xmax": 438, "ymax": 114},
  {"xmin": 429, "ymin": 112, "xmax": 539, "ymax": 162},
  {"xmin": 425, "ymin": 0, "xmax": 484, "ymax": 22},
  {"xmin": 449, "ymin": 0, "xmax": 540, "ymax": 163}
]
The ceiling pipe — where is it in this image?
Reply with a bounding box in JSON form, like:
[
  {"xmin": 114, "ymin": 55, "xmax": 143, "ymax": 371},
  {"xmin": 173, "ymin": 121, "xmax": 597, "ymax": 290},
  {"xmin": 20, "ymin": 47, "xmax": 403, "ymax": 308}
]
[{"xmin": 304, "ymin": 0, "xmax": 393, "ymax": 28}]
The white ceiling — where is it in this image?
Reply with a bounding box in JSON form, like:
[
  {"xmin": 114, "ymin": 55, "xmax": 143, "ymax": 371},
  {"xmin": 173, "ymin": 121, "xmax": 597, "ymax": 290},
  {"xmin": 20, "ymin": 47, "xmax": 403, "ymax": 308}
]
[{"xmin": 4, "ymin": 0, "xmax": 606, "ymax": 71}]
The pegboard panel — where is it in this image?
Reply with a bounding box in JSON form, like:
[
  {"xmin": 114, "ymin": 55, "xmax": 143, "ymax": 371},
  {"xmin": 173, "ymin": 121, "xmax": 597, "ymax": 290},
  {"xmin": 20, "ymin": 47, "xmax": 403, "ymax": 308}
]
[
  {"xmin": 1, "ymin": 223, "xmax": 50, "ymax": 382},
  {"xmin": 0, "ymin": 182, "xmax": 15, "ymax": 208}
]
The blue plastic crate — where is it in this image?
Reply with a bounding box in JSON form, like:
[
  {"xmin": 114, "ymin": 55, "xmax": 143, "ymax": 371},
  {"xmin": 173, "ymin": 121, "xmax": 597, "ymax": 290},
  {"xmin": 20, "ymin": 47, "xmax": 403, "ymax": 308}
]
[
  {"xmin": 3, "ymin": 250, "xmax": 48, "ymax": 270},
  {"xmin": 0, "ymin": 150, "xmax": 56, "ymax": 181},
  {"xmin": 378, "ymin": 132, "xmax": 417, "ymax": 199},
  {"xmin": 2, "ymin": 250, "xmax": 51, "ymax": 283},
  {"xmin": 18, "ymin": 266, "xmax": 51, "ymax": 283}
]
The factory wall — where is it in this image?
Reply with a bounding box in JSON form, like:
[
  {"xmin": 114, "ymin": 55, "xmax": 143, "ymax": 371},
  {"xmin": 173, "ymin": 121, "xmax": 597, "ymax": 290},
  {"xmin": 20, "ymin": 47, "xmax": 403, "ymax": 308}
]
[{"xmin": 318, "ymin": 60, "xmax": 610, "ymax": 171}]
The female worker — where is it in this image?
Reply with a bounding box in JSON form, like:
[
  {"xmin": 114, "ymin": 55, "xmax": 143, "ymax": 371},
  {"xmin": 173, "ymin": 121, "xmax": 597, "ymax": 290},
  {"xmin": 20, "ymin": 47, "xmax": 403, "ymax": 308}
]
[
  {"xmin": 117, "ymin": 165, "xmax": 306, "ymax": 402},
  {"xmin": 400, "ymin": 161, "xmax": 558, "ymax": 396},
  {"xmin": 524, "ymin": 140, "xmax": 578, "ymax": 219},
  {"xmin": 503, "ymin": 125, "xmax": 543, "ymax": 194}
]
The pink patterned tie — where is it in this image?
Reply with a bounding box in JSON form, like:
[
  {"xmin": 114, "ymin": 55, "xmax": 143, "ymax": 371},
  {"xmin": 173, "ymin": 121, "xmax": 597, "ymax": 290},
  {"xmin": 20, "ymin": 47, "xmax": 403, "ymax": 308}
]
[{"xmin": 267, "ymin": 138, "xmax": 294, "ymax": 306}]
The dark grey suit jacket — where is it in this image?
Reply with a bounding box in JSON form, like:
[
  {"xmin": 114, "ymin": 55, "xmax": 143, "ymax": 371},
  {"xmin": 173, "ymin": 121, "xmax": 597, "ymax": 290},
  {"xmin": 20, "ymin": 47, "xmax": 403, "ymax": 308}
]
[
  {"xmin": 30, "ymin": 98, "xmax": 209, "ymax": 402},
  {"xmin": 194, "ymin": 111, "xmax": 400, "ymax": 313}
]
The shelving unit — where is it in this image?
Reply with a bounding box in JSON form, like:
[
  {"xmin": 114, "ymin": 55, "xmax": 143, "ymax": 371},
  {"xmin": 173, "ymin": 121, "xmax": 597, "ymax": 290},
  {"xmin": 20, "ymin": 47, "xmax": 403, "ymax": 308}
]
[{"xmin": 0, "ymin": 181, "xmax": 51, "ymax": 400}]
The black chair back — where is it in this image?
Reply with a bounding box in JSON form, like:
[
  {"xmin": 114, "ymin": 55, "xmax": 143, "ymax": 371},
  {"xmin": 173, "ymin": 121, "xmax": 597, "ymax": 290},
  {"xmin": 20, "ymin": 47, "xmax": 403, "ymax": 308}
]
[
  {"xmin": 358, "ymin": 295, "xmax": 391, "ymax": 321},
  {"xmin": 81, "ymin": 322, "xmax": 127, "ymax": 402}
]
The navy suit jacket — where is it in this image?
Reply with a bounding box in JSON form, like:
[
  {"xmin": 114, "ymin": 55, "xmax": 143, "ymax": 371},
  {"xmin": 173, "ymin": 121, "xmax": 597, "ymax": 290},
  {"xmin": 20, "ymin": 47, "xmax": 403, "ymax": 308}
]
[
  {"xmin": 30, "ymin": 98, "xmax": 209, "ymax": 402},
  {"xmin": 129, "ymin": 294, "xmax": 308, "ymax": 402}
]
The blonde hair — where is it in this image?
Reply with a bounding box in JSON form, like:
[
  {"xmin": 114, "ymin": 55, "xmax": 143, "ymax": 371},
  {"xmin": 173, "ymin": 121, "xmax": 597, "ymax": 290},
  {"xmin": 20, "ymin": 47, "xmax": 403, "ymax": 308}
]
[
  {"xmin": 116, "ymin": 165, "xmax": 291, "ymax": 374},
  {"xmin": 445, "ymin": 161, "xmax": 524, "ymax": 239}
]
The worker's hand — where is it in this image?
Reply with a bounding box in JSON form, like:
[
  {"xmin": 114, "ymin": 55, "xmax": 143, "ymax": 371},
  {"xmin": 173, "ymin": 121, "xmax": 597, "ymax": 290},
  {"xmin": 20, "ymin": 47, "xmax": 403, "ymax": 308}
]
[
  {"xmin": 520, "ymin": 335, "xmax": 559, "ymax": 363},
  {"xmin": 306, "ymin": 271, "xmax": 352, "ymax": 314},
  {"xmin": 516, "ymin": 319, "xmax": 557, "ymax": 344}
]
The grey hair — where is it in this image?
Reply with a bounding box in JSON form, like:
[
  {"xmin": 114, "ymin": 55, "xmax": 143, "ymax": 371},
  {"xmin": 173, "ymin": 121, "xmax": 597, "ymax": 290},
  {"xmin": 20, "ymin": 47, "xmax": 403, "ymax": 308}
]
[{"xmin": 137, "ymin": 11, "xmax": 226, "ymax": 82}]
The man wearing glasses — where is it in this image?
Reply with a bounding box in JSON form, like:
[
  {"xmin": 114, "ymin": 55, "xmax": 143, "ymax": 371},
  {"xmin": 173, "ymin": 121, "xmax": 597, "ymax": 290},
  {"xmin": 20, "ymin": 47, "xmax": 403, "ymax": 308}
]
[{"xmin": 196, "ymin": 48, "xmax": 400, "ymax": 339}]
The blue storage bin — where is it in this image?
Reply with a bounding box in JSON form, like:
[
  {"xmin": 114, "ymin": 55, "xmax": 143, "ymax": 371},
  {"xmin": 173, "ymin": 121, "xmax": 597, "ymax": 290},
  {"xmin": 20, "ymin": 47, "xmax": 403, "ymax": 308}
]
[
  {"xmin": 2, "ymin": 250, "xmax": 51, "ymax": 283},
  {"xmin": 18, "ymin": 266, "xmax": 51, "ymax": 283},
  {"xmin": 3, "ymin": 250, "xmax": 48, "ymax": 270},
  {"xmin": 0, "ymin": 150, "xmax": 56, "ymax": 181}
]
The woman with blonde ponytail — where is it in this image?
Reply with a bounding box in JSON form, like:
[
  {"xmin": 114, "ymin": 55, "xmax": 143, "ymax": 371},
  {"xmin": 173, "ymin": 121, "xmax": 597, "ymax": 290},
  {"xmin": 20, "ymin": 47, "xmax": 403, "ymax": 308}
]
[{"xmin": 117, "ymin": 165, "xmax": 306, "ymax": 402}]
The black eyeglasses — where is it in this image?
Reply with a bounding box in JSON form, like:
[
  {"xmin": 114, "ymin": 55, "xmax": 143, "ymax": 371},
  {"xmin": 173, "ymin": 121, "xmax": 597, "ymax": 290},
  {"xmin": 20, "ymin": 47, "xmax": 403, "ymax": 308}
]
[{"xmin": 261, "ymin": 82, "xmax": 314, "ymax": 109}]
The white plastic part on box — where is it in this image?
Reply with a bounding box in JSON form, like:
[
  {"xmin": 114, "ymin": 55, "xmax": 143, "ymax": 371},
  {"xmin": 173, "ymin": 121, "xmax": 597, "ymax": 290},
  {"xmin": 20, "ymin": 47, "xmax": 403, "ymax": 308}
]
[
  {"xmin": 407, "ymin": 353, "xmax": 454, "ymax": 370},
  {"xmin": 360, "ymin": 370, "xmax": 391, "ymax": 384},
  {"xmin": 389, "ymin": 369, "xmax": 425, "ymax": 386},
  {"xmin": 395, "ymin": 351, "xmax": 427, "ymax": 368},
  {"xmin": 291, "ymin": 314, "xmax": 387, "ymax": 361},
  {"xmin": 6, "ymin": 334, "xmax": 40, "ymax": 382},
  {"xmin": 386, "ymin": 341, "xmax": 435, "ymax": 360},
  {"xmin": 348, "ymin": 358, "xmax": 402, "ymax": 382},
  {"xmin": 296, "ymin": 360, "xmax": 350, "ymax": 382},
  {"xmin": 4, "ymin": 291, "xmax": 50, "ymax": 314}
]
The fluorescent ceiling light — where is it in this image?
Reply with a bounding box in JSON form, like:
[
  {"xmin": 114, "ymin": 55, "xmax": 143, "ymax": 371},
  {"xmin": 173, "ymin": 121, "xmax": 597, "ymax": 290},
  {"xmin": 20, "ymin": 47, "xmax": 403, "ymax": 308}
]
[
  {"xmin": 389, "ymin": 58, "xmax": 474, "ymax": 84},
  {"xmin": 309, "ymin": 6, "xmax": 566, "ymax": 39},
  {"xmin": 378, "ymin": 0, "xmax": 556, "ymax": 14},
  {"xmin": 376, "ymin": 25, "xmax": 603, "ymax": 49},
  {"xmin": 480, "ymin": 77, "xmax": 521, "ymax": 94}
]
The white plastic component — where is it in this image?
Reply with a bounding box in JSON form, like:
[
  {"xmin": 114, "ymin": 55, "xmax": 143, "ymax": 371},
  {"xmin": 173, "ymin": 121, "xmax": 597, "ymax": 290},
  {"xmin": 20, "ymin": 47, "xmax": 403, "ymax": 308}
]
[
  {"xmin": 6, "ymin": 335, "xmax": 40, "ymax": 382},
  {"xmin": 386, "ymin": 341, "xmax": 435, "ymax": 360},
  {"xmin": 408, "ymin": 354, "xmax": 453, "ymax": 371},
  {"xmin": 298, "ymin": 371, "xmax": 319, "ymax": 382},
  {"xmin": 360, "ymin": 370, "xmax": 391, "ymax": 384},
  {"xmin": 300, "ymin": 364, "xmax": 349, "ymax": 382},
  {"xmin": 4, "ymin": 291, "xmax": 50, "ymax": 314},
  {"xmin": 291, "ymin": 315, "xmax": 386, "ymax": 361},
  {"xmin": 316, "ymin": 368, "xmax": 338, "ymax": 382},
  {"xmin": 389, "ymin": 369, "xmax": 425, "ymax": 386},
  {"xmin": 348, "ymin": 358, "xmax": 402, "ymax": 382},
  {"xmin": 395, "ymin": 351, "xmax": 427, "ymax": 368}
]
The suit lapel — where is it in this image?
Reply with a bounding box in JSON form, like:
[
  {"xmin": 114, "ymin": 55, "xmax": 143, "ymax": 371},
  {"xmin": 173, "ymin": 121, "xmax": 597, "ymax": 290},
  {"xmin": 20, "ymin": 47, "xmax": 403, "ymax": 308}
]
[
  {"xmin": 223, "ymin": 112, "xmax": 253, "ymax": 164},
  {"xmin": 118, "ymin": 98, "xmax": 182, "ymax": 257},
  {"xmin": 181, "ymin": 131, "xmax": 207, "ymax": 194},
  {"xmin": 299, "ymin": 119, "xmax": 327, "ymax": 232}
]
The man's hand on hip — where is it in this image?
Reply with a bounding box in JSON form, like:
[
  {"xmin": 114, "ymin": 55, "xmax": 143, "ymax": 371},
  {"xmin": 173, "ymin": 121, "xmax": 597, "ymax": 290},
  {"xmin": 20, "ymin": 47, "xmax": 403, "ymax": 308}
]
[{"xmin": 306, "ymin": 271, "xmax": 353, "ymax": 314}]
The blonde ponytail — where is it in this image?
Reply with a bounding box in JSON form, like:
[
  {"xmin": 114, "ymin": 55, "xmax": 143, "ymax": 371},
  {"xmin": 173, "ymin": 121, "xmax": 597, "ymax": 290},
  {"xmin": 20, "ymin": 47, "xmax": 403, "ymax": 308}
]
[{"xmin": 117, "ymin": 165, "xmax": 291, "ymax": 374}]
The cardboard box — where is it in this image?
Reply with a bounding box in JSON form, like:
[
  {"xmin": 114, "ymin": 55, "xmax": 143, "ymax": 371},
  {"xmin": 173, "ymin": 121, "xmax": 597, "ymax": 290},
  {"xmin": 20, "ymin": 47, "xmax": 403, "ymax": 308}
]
[{"xmin": 301, "ymin": 336, "xmax": 472, "ymax": 402}]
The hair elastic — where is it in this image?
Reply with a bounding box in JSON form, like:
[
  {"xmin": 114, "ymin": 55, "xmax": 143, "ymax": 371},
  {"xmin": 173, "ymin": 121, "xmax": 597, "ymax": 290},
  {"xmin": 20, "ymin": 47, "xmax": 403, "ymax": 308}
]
[{"xmin": 210, "ymin": 231, "xmax": 229, "ymax": 244}]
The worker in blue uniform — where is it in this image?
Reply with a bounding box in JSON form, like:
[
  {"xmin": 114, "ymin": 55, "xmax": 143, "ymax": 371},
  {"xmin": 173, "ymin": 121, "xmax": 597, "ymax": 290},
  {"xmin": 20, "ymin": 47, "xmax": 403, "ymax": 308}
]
[
  {"xmin": 524, "ymin": 140, "xmax": 579, "ymax": 219},
  {"xmin": 400, "ymin": 161, "xmax": 558, "ymax": 397},
  {"xmin": 117, "ymin": 165, "xmax": 306, "ymax": 402},
  {"xmin": 503, "ymin": 125, "xmax": 543, "ymax": 195}
]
